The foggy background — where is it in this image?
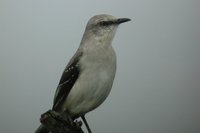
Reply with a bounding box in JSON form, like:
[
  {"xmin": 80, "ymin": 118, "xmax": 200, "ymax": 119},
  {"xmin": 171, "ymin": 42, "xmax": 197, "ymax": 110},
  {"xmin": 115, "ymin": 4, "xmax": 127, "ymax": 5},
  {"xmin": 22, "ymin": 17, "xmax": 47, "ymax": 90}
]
[{"xmin": 0, "ymin": 0, "xmax": 199, "ymax": 133}]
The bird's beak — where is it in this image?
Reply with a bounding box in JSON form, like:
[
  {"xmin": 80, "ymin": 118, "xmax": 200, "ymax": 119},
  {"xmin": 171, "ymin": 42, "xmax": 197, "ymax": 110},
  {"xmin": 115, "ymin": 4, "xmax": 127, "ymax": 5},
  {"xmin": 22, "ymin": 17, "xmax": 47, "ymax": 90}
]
[{"xmin": 116, "ymin": 18, "xmax": 131, "ymax": 24}]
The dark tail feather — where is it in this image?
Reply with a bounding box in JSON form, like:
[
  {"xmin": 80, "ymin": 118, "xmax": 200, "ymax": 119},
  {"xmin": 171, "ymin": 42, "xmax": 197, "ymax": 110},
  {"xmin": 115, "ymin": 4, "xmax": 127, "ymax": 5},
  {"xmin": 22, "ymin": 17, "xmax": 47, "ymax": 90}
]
[{"xmin": 35, "ymin": 125, "xmax": 49, "ymax": 133}]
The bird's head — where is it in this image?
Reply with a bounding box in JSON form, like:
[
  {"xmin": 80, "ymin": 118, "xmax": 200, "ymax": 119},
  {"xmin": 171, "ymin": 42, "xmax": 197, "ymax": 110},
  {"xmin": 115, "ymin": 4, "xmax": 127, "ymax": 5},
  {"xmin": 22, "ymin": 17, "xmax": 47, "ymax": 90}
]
[{"xmin": 83, "ymin": 14, "xmax": 131, "ymax": 42}]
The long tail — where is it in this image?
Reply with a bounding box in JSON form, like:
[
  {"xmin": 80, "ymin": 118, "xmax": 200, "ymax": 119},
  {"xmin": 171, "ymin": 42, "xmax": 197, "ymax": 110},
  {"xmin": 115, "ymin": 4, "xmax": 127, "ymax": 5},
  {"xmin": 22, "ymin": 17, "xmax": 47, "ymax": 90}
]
[
  {"xmin": 81, "ymin": 115, "xmax": 92, "ymax": 133},
  {"xmin": 35, "ymin": 124, "xmax": 49, "ymax": 133}
]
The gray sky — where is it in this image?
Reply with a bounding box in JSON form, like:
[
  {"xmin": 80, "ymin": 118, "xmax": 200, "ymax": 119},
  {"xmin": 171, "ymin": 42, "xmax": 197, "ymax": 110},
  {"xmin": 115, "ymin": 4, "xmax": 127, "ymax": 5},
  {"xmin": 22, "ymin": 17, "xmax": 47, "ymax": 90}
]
[{"xmin": 0, "ymin": 0, "xmax": 200, "ymax": 133}]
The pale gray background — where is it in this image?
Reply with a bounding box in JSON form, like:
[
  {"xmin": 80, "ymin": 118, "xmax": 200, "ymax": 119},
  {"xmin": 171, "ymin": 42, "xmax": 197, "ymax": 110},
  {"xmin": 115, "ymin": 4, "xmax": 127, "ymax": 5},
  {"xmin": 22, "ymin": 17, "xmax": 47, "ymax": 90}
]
[{"xmin": 0, "ymin": 0, "xmax": 199, "ymax": 133}]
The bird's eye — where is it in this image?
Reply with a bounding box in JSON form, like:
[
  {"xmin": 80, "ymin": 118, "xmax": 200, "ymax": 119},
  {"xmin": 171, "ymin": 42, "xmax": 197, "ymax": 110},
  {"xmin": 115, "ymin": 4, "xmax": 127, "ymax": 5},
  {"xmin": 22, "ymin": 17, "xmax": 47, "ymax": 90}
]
[
  {"xmin": 99, "ymin": 21, "xmax": 108, "ymax": 26},
  {"xmin": 99, "ymin": 21, "xmax": 114, "ymax": 26}
]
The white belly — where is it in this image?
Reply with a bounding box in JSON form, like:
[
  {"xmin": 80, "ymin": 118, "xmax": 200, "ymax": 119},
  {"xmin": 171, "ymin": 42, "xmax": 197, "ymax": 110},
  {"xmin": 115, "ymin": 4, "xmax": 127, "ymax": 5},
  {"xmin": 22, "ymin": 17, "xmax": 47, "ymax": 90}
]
[{"xmin": 63, "ymin": 46, "xmax": 116, "ymax": 116}]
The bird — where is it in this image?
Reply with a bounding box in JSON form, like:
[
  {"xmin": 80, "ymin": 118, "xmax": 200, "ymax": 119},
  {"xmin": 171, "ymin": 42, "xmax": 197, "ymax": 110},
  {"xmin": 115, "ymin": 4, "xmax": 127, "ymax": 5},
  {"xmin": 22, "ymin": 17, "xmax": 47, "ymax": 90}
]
[{"xmin": 35, "ymin": 14, "xmax": 131, "ymax": 133}]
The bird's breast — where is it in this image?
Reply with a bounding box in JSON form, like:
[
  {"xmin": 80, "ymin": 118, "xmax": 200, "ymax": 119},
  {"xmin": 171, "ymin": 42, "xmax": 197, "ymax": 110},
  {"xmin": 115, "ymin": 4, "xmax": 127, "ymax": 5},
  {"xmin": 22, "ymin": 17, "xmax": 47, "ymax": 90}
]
[{"xmin": 63, "ymin": 46, "xmax": 116, "ymax": 116}]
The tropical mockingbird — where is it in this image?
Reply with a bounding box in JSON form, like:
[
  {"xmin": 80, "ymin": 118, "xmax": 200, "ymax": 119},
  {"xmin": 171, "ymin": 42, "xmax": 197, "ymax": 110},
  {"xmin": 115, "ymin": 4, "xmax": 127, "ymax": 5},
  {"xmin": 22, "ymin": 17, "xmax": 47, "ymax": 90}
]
[{"xmin": 35, "ymin": 14, "xmax": 130, "ymax": 133}]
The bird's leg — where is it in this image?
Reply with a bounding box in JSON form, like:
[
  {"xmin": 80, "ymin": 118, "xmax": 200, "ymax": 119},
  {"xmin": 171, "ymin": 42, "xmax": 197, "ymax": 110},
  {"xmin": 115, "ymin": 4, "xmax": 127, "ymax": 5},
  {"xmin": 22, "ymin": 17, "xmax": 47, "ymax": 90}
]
[{"xmin": 81, "ymin": 115, "xmax": 92, "ymax": 133}]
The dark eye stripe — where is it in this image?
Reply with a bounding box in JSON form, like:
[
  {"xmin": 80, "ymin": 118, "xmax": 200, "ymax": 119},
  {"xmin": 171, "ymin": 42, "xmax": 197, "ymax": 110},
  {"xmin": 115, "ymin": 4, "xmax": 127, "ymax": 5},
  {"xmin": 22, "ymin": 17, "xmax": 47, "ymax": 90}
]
[{"xmin": 99, "ymin": 21, "xmax": 114, "ymax": 26}]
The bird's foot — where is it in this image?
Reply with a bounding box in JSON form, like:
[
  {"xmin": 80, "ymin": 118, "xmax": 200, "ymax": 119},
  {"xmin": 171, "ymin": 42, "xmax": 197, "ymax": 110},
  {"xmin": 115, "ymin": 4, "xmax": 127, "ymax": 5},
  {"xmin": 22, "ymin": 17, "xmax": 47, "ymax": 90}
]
[{"xmin": 74, "ymin": 120, "xmax": 83, "ymax": 128}]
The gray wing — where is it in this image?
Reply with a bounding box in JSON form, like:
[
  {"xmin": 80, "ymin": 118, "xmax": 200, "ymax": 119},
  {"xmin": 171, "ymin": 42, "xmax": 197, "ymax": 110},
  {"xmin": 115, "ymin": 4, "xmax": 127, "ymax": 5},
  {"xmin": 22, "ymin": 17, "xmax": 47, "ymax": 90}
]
[{"xmin": 52, "ymin": 50, "xmax": 82, "ymax": 111}]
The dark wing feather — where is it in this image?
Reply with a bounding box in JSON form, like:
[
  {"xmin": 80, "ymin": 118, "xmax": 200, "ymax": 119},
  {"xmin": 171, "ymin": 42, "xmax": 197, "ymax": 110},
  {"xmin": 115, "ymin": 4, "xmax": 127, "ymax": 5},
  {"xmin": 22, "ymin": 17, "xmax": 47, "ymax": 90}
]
[{"xmin": 52, "ymin": 51, "xmax": 82, "ymax": 111}]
